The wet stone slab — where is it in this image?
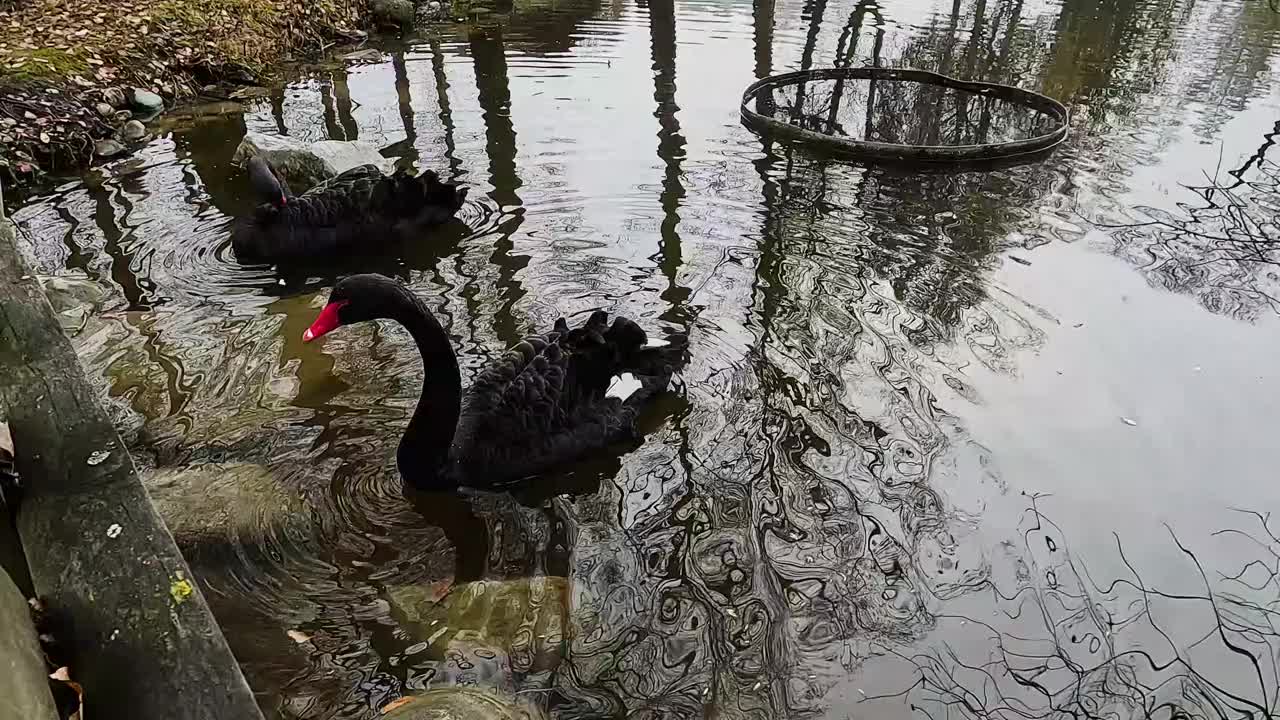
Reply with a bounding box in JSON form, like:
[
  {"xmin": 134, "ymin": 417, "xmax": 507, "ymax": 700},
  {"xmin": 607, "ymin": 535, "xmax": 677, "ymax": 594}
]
[{"xmin": 0, "ymin": 568, "xmax": 58, "ymax": 720}]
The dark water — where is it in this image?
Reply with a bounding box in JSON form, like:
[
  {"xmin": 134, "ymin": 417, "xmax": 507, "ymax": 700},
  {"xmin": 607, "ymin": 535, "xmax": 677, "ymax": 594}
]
[{"xmin": 11, "ymin": 0, "xmax": 1280, "ymax": 717}]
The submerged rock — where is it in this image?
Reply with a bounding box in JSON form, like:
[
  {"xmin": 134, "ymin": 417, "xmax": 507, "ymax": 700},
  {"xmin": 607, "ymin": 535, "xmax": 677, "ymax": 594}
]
[
  {"xmin": 142, "ymin": 462, "xmax": 310, "ymax": 547},
  {"xmin": 232, "ymin": 132, "xmax": 395, "ymax": 195},
  {"xmin": 372, "ymin": 0, "xmax": 415, "ymax": 27},
  {"xmin": 41, "ymin": 271, "xmax": 106, "ymax": 314},
  {"xmin": 343, "ymin": 48, "xmax": 385, "ymax": 63},
  {"xmin": 130, "ymin": 88, "xmax": 164, "ymax": 114},
  {"xmin": 93, "ymin": 139, "xmax": 125, "ymax": 158},
  {"xmin": 388, "ymin": 576, "xmax": 568, "ymax": 679},
  {"xmin": 94, "ymin": 102, "xmax": 114, "ymax": 118},
  {"xmin": 120, "ymin": 120, "xmax": 147, "ymax": 142},
  {"xmin": 382, "ymin": 688, "xmax": 545, "ymax": 720}
]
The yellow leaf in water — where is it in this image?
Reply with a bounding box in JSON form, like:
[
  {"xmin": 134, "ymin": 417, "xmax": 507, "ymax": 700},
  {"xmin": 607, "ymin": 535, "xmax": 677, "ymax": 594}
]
[
  {"xmin": 381, "ymin": 697, "xmax": 415, "ymax": 714},
  {"xmin": 169, "ymin": 578, "xmax": 194, "ymax": 604}
]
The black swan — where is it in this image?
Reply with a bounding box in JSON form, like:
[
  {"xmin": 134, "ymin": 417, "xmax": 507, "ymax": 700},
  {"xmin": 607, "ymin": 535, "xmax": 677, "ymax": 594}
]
[
  {"xmin": 302, "ymin": 274, "xmax": 687, "ymax": 489},
  {"xmin": 232, "ymin": 155, "xmax": 468, "ymax": 263}
]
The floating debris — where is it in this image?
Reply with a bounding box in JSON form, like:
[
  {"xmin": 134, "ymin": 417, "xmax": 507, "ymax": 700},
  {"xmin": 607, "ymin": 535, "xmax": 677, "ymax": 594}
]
[
  {"xmin": 105, "ymin": 523, "xmax": 122, "ymax": 538},
  {"xmin": 286, "ymin": 629, "xmax": 311, "ymax": 644},
  {"xmin": 87, "ymin": 449, "xmax": 111, "ymax": 466},
  {"xmin": 1121, "ymin": 417, "xmax": 1138, "ymax": 426},
  {"xmin": 382, "ymin": 697, "xmax": 415, "ymax": 714}
]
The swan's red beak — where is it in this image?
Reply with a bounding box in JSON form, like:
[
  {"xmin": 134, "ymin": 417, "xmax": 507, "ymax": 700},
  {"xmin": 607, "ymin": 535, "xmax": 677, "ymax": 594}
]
[{"xmin": 304, "ymin": 300, "xmax": 348, "ymax": 342}]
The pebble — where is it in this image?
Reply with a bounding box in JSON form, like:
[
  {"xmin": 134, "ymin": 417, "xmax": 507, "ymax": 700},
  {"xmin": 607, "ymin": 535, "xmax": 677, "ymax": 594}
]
[
  {"xmin": 130, "ymin": 87, "xmax": 164, "ymax": 113},
  {"xmin": 102, "ymin": 87, "xmax": 127, "ymax": 109},
  {"xmin": 120, "ymin": 120, "xmax": 147, "ymax": 142},
  {"xmin": 94, "ymin": 139, "xmax": 126, "ymax": 158},
  {"xmin": 95, "ymin": 102, "xmax": 114, "ymax": 118},
  {"xmin": 113, "ymin": 110, "xmax": 133, "ymax": 123}
]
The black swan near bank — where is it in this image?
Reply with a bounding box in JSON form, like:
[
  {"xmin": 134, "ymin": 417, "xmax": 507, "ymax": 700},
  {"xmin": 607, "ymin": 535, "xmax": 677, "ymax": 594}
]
[
  {"xmin": 231, "ymin": 156, "xmax": 467, "ymax": 263},
  {"xmin": 303, "ymin": 274, "xmax": 687, "ymax": 489}
]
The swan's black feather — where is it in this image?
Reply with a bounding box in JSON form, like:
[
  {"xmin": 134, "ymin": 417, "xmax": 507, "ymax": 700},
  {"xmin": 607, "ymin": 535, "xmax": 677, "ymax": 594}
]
[
  {"xmin": 447, "ymin": 310, "xmax": 679, "ymax": 485},
  {"xmin": 231, "ymin": 159, "xmax": 467, "ymax": 263}
]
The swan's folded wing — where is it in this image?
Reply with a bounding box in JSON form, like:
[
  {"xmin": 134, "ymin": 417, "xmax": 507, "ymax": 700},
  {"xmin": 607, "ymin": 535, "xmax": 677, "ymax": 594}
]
[
  {"xmin": 450, "ymin": 313, "xmax": 671, "ymax": 484},
  {"xmin": 302, "ymin": 164, "xmax": 386, "ymax": 196}
]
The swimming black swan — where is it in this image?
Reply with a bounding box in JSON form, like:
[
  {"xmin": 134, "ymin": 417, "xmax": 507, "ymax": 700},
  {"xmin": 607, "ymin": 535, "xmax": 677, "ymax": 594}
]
[
  {"xmin": 303, "ymin": 274, "xmax": 687, "ymax": 489},
  {"xmin": 232, "ymin": 155, "xmax": 468, "ymax": 263}
]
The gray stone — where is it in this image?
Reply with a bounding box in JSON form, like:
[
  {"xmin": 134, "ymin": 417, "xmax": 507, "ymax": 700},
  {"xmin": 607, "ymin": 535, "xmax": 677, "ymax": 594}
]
[
  {"xmin": 120, "ymin": 120, "xmax": 147, "ymax": 142},
  {"xmin": 102, "ymin": 86, "xmax": 127, "ymax": 109},
  {"xmin": 232, "ymin": 132, "xmax": 395, "ymax": 195},
  {"xmin": 0, "ymin": 569, "xmax": 59, "ymax": 720},
  {"xmin": 40, "ymin": 271, "xmax": 105, "ymax": 315},
  {"xmin": 94, "ymin": 102, "xmax": 114, "ymax": 118},
  {"xmin": 93, "ymin": 139, "xmax": 125, "ymax": 158},
  {"xmin": 130, "ymin": 88, "xmax": 164, "ymax": 113},
  {"xmin": 343, "ymin": 48, "xmax": 385, "ymax": 63},
  {"xmin": 142, "ymin": 462, "xmax": 309, "ymax": 546},
  {"xmin": 372, "ymin": 0, "xmax": 415, "ymax": 27},
  {"xmin": 382, "ymin": 688, "xmax": 545, "ymax": 720},
  {"xmin": 112, "ymin": 109, "xmax": 132, "ymax": 123},
  {"xmin": 309, "ymin": 139, "xmax": 395, "ymax": 175}
]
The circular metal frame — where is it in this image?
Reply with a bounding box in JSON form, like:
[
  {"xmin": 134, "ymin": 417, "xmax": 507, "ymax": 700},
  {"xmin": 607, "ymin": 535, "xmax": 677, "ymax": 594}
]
[{"xmin": 741, "ymin": 67, "xmax": 1069, "ymax": 163}]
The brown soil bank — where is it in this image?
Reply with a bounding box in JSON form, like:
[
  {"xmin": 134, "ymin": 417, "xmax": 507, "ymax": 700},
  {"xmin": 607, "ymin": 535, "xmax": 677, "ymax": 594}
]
[{"xmin": 0, "ymin": 0, "xmax": 368, "ymax": 196}]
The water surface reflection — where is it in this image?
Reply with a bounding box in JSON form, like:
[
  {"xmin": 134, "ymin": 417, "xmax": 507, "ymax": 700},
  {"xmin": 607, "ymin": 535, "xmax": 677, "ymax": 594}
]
[{"xmin": 11, "ymin": 0, "xmax": 1280, "ymax": 717}]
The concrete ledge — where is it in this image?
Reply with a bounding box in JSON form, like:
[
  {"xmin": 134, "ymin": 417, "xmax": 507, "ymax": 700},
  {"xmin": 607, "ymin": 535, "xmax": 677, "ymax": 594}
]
[
  {"xmin": 0, "ymin": 217, "xmax": 265, "ymax": 720},
  {"xmin": 0, "ymin": 567, "xmax": 58, "ymax": 720}
]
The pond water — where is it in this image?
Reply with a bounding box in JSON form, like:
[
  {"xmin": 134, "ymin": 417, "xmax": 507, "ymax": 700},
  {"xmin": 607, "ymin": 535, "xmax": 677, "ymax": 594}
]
[{"xmin": 11, "ymin": 0, "xmax": 1280, "ymax": 717}]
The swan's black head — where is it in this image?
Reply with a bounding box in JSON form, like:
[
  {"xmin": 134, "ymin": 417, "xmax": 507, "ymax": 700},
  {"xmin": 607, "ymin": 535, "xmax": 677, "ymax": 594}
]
[
  {"xmin": 303, "ymin": 273, "xmax": 407, "ymax": 342},
  {"xmin": 247, "ymin": 155, "xmax": 288, "ymax": 208}
]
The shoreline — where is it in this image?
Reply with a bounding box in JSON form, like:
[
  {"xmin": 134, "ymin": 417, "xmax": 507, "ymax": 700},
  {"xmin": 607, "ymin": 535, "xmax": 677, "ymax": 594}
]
[{"xmin": 0, "ymin": 0, "xmax": 382, "ymax": 200}]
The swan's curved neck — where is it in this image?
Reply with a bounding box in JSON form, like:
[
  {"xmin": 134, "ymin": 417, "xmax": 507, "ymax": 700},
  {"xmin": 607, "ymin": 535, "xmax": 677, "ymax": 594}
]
[{"xmin": 385, "ymin": 288, "xmax": 461, "ymax": 484}]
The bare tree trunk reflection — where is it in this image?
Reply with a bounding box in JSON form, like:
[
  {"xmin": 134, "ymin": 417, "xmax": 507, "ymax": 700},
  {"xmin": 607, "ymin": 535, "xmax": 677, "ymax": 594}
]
[
  {"xmin": 320, "ymin": 80, "xmax": 342, "ymax": 141},
  {"xmin": 792, "ymin": 0, "xmax": 829, "ymax": 126},
  {"xmin": 470, "ymin": 25, "xmax": 526, "ymax": 345},
  {"xmin": 429, "ymin": 36, "xmax": 464, "ymax": 180},
  {"xmin": 646, "ymin": 0, "xmax": 692, "ymax": 320},
  {"xmin": 333, "ymin": 66, "xmax": 359, "ymax": 141},
  {"xmin": 392, "ymin": 50, "xmax": 420, "ymax": 167},
  {"xmin": 269, "ymin": 87, "xmax": 287, "ymax": 136}
]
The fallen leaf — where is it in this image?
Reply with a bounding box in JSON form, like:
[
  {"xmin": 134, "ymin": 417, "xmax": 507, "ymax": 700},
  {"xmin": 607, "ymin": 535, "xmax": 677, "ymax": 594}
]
[
  {"xmin": 38, "ymin": 132, "xmax": 49, "ymax": 144},
  {"xmin": 286, "ymin": 629, "xmax": 311, "ymax": 644},
  {"xmin": 381, "ymin": 697, "xmax": 415, "ymax": 714}
]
